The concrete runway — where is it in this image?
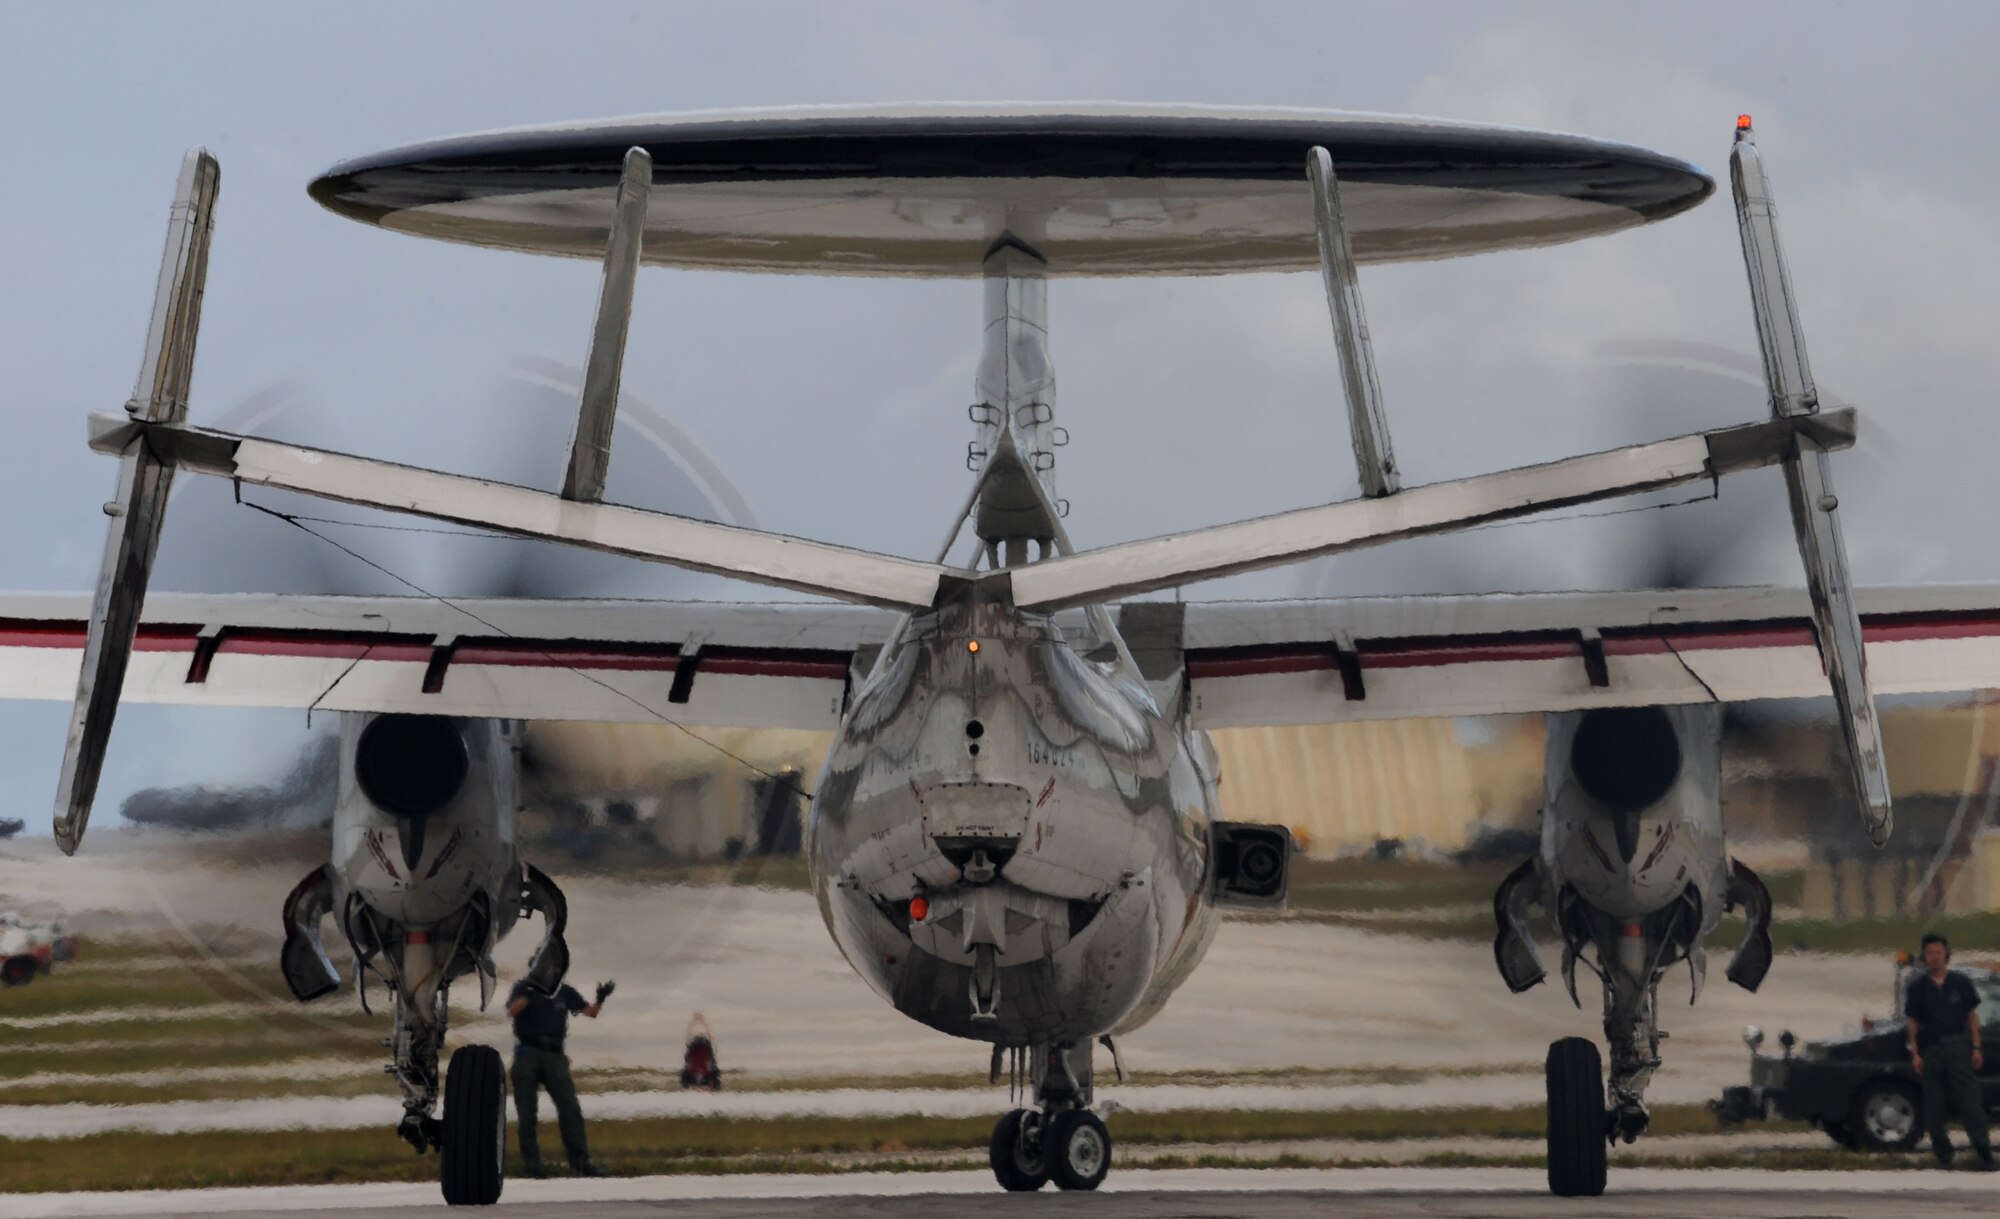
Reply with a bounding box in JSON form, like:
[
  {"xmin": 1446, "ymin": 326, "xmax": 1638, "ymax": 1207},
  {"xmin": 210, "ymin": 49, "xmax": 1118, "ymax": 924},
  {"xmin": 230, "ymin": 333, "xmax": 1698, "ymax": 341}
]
[
  {"xmin": 0, "ymin": 1170, "xmax": 1994, "ymax": 1219},
  {"xmin": 0, "ymin": 832, "xmax": 1890, "ymax": 1102}
]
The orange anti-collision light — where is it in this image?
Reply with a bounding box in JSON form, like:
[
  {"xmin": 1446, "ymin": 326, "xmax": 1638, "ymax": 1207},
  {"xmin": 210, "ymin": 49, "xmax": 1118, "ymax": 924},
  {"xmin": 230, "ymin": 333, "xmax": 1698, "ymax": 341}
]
[
  {"xmin": 1737, "ymin": 114, "xmax": 1753, "ymax": 130},
  {"xmin": 967, "ymin": 640, "xmax": 980, "ymax": 654},
  {"xmin": 910, "ymin": 896, "xmax": 930, "ymax": 922}
]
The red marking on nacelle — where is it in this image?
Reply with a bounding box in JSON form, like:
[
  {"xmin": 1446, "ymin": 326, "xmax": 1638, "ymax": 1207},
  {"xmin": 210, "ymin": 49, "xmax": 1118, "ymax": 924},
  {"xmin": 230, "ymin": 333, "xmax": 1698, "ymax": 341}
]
[
  {"xmin": 1639, "ymin": 822, "xmax": 1678, "ymax": 873},
  {"xmin": 424, "ymin": 828, "xmax": 465, "ymax": 880},
  {"xmin": 365, "ymin": 832, "xmax": 401, "ymax": 881}
]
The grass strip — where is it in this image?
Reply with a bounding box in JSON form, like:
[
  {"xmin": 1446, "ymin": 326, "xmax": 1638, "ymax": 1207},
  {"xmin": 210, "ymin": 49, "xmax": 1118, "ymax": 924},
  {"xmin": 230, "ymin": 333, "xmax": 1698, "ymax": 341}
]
[
  {"xmin": 0, "ymin": 1038, "xmax": 380, "ymax": 1084},
  {"xmin": 0, "ymin": 1103, "xmax": 1778, "ymax": 1193},
  {"xmin": 573, "ymin": 1061, "xmax": 1543, "ymax": 1095},
  {"xmin": 0, "ymin": 1073, "xmax": 398, "ymax": 1107},
  {"xmin": 0, "ymin": 1132, "xmax": 1889, "ymax": 1194},
  {"xmin": 0, "ymin": 1059, "xmax": 1549, "ymax": 1108}
]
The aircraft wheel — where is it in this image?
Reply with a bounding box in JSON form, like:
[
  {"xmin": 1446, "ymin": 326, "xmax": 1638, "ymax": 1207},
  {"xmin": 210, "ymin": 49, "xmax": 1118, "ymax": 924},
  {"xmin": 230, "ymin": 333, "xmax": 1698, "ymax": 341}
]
[
  {"xmin": 988, "ymin": 1109, "xmax": 1049, "ymax": 1191},
  {"xmin": 440, "ymin": 1045, "xmax": 506, "ymax": 1206},
  {"xmin": 1047, "ymin": 1108, "xmax": 1112, "ymax": 1192},
  {"xmin": 1851, "ymin": 1078, "xmax": 1922, "ymax": 1152},
  {"xmin": 0, "ymin": 957, "xmax": 35, "ymax": 987},
  {"xmin": 1545, "ymin": 1037, "xmax": 1607, "ymax": 1197}
]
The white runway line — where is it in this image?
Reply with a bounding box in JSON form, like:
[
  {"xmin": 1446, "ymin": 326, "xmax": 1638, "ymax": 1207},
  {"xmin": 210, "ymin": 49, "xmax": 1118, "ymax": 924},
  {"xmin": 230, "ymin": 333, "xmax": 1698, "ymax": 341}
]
[
  {"xmin": 0, "ymin": 1167, "xmax": 1992, "ymax": 1219},
  {"xmin": 0, "ymin": 1079, "xmax": 1561, "ymax": 1139}
]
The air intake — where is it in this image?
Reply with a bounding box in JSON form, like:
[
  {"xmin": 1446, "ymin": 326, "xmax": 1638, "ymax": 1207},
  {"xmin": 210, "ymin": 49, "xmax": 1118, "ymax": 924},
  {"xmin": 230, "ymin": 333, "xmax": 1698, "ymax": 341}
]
[{"xmin": 355, "ymin": 715, "xmax": 469, "ymax": 819}]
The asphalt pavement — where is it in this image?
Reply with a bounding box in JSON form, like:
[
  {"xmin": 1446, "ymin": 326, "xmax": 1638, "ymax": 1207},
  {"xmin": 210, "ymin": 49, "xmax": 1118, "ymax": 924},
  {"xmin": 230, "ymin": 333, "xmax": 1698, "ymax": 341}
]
[{"xmin": 0, "ymin": 1169, "xmax": 1994, "ymax": 1219}]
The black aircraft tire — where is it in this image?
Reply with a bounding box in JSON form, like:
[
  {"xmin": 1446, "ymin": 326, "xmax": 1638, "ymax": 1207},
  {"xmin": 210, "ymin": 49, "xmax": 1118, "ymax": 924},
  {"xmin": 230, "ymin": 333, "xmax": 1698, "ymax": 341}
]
[
  {"xmin": 440, "ymin": 1045, "xmax": 506, "ymax": 1206},
  {"xmin": 1546, "ymin": 1037, "xmax": 1608, "ymax": 1198},
  {"xmin": 1, "ymin": 957, "xmax": 36, "ymax": 987},
  {"xmin": 988, "ymin": 1109, "xmax": 1048, "ymax": 1192},
  {"xmin": 1047, "ymin": 1109, "xmax": 1112, "ymax": 1192},
  {"xmin": 1851, "ymin": 1078, "xmax": 1923, "ymax": 1152}
]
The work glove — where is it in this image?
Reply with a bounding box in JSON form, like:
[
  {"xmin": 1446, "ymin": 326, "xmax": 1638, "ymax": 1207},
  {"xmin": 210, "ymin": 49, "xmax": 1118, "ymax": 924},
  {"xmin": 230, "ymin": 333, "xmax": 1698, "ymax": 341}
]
[{"xmin": 595, "ymin": 979, "xmax": 616, "ymax": 1007}]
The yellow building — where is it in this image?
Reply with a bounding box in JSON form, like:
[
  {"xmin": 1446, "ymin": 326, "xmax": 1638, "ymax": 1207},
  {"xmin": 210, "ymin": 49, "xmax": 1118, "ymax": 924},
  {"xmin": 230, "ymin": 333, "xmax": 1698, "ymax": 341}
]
[
  {"xmin": 1208, "ymin": 719, "xmax": 1542, "ymax": 856},
  {"xmin": 520, "ymin": 694, "xmax": 2000, "ymax": 917},
  {"xmin": 520, "ymin": 716, "xmax": 1548, "ymax": 862}
]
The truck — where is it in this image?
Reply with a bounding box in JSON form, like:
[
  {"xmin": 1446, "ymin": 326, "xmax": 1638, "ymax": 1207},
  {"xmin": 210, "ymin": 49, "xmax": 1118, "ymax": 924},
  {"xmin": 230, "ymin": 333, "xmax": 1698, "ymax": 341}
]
[
  {"xmin": 0, "ymin": 915, "xmax": 79, "ymax": 986},
  {"xmin": 1715, "ymin": 956, "xmax": 2000, "ymax": 1151}
]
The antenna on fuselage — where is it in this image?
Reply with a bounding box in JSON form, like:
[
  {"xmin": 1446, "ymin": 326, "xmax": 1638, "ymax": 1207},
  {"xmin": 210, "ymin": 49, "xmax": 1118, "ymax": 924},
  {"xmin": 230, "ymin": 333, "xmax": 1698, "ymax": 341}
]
[
  {"xmin": 966, "ymin": 239, "xmax": 1067, "ymax": 569},
  {"xmin": 1308, "ymin": 146, "xmax": 1401, "ymax": 499},
  {"xmin": 954, "ymin": 238, "xmax": 1143, "ymax": 683}
]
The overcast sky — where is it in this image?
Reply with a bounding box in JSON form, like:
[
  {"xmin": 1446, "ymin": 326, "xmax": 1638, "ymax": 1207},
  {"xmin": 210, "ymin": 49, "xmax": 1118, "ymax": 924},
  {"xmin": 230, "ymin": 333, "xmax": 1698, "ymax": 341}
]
[{"xmin": 4, "ymin": 1, "xmax": 1999, "ymax": 825}]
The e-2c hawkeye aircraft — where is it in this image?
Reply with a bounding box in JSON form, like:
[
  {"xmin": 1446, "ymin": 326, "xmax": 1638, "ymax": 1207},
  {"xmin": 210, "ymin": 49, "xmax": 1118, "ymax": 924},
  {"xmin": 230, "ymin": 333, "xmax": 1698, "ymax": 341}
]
[{"xmin": 11, "ymin": 106, "xmax": 2000, "ymax": 1205}]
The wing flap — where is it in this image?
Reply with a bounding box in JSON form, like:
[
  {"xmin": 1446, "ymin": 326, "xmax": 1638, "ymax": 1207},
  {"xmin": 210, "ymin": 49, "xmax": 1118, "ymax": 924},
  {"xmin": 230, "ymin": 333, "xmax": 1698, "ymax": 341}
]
[
  {"xmin": 1181, "ymin": 587, "xmax": 2000, "ymax": 728},
  {"xmin": 2, "ymin": 594, "xmax": 895, "ymax": 730}
]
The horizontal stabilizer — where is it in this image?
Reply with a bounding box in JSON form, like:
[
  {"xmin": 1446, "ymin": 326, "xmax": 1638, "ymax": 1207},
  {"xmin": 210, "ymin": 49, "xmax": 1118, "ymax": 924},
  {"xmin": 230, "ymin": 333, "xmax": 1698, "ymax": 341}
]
[
  {"xmin": 1007, "ymin": 409, "xmax": 1856, "ymax": 612},
  {"xmin": 87, "ymin": 413, "xmax": 953, "ymax": 613}
]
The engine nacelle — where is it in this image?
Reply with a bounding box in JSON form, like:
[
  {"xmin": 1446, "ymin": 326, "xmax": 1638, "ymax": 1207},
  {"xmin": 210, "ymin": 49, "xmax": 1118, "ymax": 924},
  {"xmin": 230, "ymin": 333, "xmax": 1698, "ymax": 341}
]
[
  {"xmin": 1542, "ymin": 704, "xmax": 1724, "ymax": 920},
  {"xmin": 332, "ymin": 713, "xmax": 519, "ymax": 930}
]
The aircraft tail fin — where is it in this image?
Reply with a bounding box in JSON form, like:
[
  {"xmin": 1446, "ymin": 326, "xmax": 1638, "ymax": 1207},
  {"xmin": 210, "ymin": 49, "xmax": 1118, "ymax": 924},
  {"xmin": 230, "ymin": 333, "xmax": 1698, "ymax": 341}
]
[
  {"xmin": 1731, "ymin": 117, "xmax": 1891, "ymax": 846},
  {"xmin": 54, "ymin": 148, "xmax": 218, "ymax": 855}
]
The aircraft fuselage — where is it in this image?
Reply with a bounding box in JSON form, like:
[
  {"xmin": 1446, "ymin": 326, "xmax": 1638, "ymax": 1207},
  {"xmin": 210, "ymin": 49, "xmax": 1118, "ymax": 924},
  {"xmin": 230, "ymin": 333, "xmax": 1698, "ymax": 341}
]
[{"xmin": 808, "ymin": 597, "xmax": 1220, "ymax": 1046}]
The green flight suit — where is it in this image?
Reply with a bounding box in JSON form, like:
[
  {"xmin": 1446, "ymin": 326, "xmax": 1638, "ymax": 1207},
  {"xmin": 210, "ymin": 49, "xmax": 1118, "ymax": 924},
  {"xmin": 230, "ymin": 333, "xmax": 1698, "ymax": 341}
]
[
  {"xmin": 511, "ymin": 1045, "xmax": 591, "ymax": 1172},
  {"xmin": 1921, "ymin": 1036, "xmax": 1991, "ymax": 1162}
]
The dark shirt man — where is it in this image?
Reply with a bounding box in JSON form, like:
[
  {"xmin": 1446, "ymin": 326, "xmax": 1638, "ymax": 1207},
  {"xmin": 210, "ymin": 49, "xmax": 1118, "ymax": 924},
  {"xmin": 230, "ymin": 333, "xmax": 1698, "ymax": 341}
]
[
  {"xmin": 506, "ymin": 978, "xmax": 605, "ymax": 1177},
  {"xmin": 510, "ymin": 981, "xmax": 591, "ymax": 1052},
  {"xmin": 1905, "ymin": 934, "xmax": 1993, "ymax": 1170}
]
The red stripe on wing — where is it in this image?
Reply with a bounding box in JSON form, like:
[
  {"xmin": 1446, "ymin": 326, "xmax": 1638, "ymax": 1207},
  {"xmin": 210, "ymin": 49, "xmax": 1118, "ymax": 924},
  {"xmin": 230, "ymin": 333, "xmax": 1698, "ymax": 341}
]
[{"xmin": 1187, "ymin": 611, "xmax": 2000, "ymax": 680}]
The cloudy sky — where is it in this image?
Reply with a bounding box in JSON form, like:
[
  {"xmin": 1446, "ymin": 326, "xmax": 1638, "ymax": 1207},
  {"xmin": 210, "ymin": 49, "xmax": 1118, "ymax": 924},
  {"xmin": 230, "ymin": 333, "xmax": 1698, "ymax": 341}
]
[{"xmin": 4, "ymin": 1, "xmax": 1997, "ymax": 823}]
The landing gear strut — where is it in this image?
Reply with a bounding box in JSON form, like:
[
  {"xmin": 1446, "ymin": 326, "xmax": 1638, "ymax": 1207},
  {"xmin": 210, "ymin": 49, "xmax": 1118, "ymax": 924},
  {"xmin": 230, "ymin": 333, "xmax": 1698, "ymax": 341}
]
[{"xmin": 987, "ymin": 1040, "xmax": 1113, "ymax": 1192}]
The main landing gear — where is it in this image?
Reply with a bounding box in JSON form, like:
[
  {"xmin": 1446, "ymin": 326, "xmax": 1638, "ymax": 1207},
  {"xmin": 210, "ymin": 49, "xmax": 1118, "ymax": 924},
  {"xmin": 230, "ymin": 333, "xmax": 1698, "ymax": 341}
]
[
  {"xmin": 439, "ymin": 1044, "xmax": 506, "ymax": 1206},
  {"xmin": 1545, "ymin": 1037, "xmax": 1608, "ymax": 1198},
  {"xmin": 987, "ymin": 1039, "xmax": 1114, "ymax": 1191}
]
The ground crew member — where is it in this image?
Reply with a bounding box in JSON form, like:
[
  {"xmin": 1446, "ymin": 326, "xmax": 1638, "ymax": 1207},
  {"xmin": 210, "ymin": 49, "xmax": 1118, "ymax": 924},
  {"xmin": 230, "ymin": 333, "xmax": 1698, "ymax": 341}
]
[
  {"xmin": 1906, "ymin": 934, "xmax": 1995, "ymax": 1170},
  {"xmin": 507, "ymin": 975, "xmax": 615, "ymax": 1177}
]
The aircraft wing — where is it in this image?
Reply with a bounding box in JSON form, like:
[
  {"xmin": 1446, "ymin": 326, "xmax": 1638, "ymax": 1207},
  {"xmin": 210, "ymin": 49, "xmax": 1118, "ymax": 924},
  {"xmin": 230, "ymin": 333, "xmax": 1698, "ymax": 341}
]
[
  {"xmin": 0, "ymin": 593, "xmax": 899, "ymax": 731},
  {"xmin": 1177, "ymin": 584, "xmax": 2000, "ymax": 729}
]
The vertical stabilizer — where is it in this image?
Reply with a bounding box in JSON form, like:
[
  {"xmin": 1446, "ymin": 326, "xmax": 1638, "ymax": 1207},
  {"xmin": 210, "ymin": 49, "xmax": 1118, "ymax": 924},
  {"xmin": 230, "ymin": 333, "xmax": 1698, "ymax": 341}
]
[
  {"xmin": 54, "ymin": 148, "xmax": 219, "ymax": 854},
  {"xmin": 970, "ymin": 241, "xmax": 1065, "ymax": 565},
  {"xmin": 1731, "ymin": 117, "xmax": 1892, "ymax": 845}
]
